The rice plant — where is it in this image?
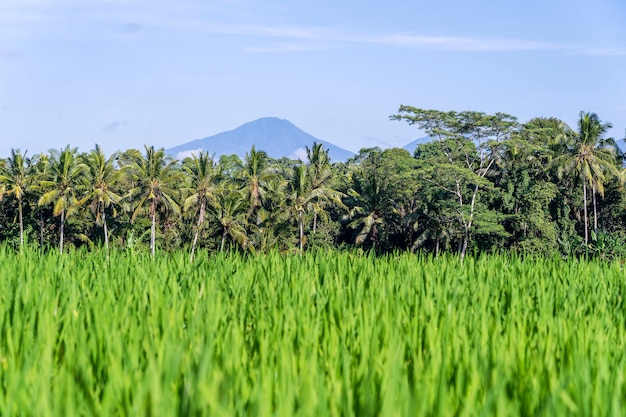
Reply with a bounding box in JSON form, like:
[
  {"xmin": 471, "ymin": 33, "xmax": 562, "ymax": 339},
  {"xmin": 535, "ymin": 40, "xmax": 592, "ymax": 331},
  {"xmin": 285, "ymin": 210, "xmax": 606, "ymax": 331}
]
[{"xmin": 1, "ymin": 246, "xmax": 625, "ymax": 416}]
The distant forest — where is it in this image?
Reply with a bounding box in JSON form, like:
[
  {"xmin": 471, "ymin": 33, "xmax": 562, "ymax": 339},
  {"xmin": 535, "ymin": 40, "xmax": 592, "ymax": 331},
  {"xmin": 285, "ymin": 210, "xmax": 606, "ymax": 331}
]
[{"xmin": 1, "ymin": 106, "xmax": 625, "ymax": 259}]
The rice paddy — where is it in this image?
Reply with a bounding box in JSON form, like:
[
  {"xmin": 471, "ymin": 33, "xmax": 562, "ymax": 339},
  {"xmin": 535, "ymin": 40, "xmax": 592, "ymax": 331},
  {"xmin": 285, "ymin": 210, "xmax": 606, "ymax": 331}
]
[{"xmin": 1, "ymin": 247, "xmax": 626, "ymax": 416}]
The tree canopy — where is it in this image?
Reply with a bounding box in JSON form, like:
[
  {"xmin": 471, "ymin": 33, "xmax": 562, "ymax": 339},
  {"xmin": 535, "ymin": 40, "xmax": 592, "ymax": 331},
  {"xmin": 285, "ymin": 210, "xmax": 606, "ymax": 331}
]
[{"xmin": 1, "ymin": 108, "xmax": 625, "ymax": 259}]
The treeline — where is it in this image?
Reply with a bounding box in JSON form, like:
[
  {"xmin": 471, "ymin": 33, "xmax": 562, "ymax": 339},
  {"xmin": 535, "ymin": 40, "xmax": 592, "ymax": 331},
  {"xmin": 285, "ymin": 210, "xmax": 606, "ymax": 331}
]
[{"xmin": 1, "ymin": 107, "xmax": 625, "ymax": 259}]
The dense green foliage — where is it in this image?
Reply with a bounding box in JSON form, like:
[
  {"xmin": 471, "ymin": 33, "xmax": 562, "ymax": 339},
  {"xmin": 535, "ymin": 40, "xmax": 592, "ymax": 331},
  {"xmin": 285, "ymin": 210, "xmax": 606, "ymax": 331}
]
[
  {"xmin": 2, "ymin": 248, "xmax": 626, "ymax": 415},
  {"xmin": 1, "ymin": 107, "xmax": 624, "ymax": 257}
]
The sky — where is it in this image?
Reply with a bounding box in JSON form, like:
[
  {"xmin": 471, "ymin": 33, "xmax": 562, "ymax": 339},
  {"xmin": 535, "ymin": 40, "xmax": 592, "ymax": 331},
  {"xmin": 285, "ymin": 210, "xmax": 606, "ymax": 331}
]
[{"xmin": 1, "ymin": 0, "xmax": 625, "ymax": 158}]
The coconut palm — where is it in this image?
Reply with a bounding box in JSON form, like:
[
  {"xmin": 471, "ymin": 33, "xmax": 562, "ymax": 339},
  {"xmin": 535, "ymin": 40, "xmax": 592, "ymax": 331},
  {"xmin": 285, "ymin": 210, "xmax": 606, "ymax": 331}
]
[
  {"xmin": 235, "ymin": 146, "xmax": 281, "ymax": 222},
  {"xmin": 556, "ymin": 112, "xmax": 619, "ymax": 244},
  {"xmin": 127, "ymin": 146, "xmax": 182, "ymax": 256},
  {"xmin": 0, "ymin": 149, "xmax": 33, "ymax": 248},
  {"xmin": 38, "ymin": 146, "xmax": 87, "ymax": 253},
  {"xmin": 80, "ymin": 144, "xmax": 126, "ymax": 254},
  {"xmin": 29, "ymin": 152, "xmax": 53, "ymax": 251},
  {"xmin": 288, "ymin": 154, "xmax": 345, "ymax": 254},
  {"xmin": 342, "ymin": 149, "xmax": 389, "ymax": 249},
  {"xmin": 305, "ymin": 143, "xmax": 345, "ymax": 233},
  {"xmin": 578, "ymin": 114, "xmax": 620, "ymax": 234},
  {"xmin": 183, "ymin": 151, "xmax": 220, "ymax": 261},
  {"xmin": 210, "ymin": 184, "xmax": 249, "ymax": 252},
  {"xmin": 287, "ymin": 162, "xmax": 310, "ymax": 254}
]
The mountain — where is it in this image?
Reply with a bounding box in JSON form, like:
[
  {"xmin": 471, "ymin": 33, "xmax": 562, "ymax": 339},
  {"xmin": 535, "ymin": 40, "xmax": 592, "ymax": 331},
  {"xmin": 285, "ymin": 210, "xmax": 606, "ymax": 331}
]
[
  {"xmin": 166, "ymin": 117, "xmax": 354, "ymax": 162},
  {"xmin": 402, "ymin": 136, "xmax": 431, "ymax": 154}
]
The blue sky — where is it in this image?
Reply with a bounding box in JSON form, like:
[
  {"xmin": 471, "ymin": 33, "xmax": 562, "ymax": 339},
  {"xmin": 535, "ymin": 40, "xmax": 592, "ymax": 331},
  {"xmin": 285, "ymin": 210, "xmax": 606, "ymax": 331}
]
[{"xmin": 1, "ymin": 0, "xmax": 625, "ymax": 158}]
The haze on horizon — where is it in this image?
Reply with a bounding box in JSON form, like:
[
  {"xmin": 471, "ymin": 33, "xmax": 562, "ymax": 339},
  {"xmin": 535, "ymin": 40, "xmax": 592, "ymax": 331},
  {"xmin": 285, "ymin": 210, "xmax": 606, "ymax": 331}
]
[{"xmin": 1, "ymin": 0, "xmax": 625, "ymax": 158}]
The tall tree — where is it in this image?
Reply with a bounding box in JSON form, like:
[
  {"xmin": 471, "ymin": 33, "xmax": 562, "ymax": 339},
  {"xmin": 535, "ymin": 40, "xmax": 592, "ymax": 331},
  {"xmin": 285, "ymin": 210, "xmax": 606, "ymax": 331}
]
[
  {"xmin": 29, "ymin": 152, "xmax": 53, "ymax": 251},
  {"xmin": 80, "ymin": 145, "xmax": 126, "ymax": 254},
  {"xmin": 555, "ymin": 112, "xmax": 619, "ymax": 244},
  {"xmin": 210, "ymin": 184, "xmax": 249, "ymax": 252},
  {"xmin": 0, "ymin": 149, "xmax": 33, "ymax": 249},
  {"xmin": 38, "ymin": 146, "xmax": 87, "ymax": 253},
  {"xmin": 183, "ymin": 151, "xmax": 220, "ymax": 261},
  {"xmin": 392, "ymin": 107, "xmax": 516, "ymax": 258},
  {"xmin": 283, "ymin": 144, "xmax": 346, "ymax": 254},
  {"xmin": 341, "ymin": 147, "xmax": 420, "ymax": 251},
  {"xmin": 342, "ymin": 148, "xmax": 389, "ymax": 249},
  {"xmin": 490, "ymin": 118, "xmax": 571, "ymax": 255},
  {"xmin": 127, "ymin": 146, "xmax": 182, "ymax": 257},
  {"xmin": 235, "ymin": 146, "xmax": 281, "ymax": 223},
  {"xmin": 305, "ymin": 143, "xmax": 345, "ymax": 234},
  {"xmin": 287, "ymin": 163, "xmax": 311, "ymax": 254}
]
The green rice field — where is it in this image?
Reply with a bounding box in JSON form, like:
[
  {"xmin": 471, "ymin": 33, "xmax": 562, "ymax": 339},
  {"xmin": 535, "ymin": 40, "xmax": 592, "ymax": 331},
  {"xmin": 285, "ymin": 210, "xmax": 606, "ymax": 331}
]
[{"xmin": 1, "ymin": 247, "xmax": 626, "ymax": 416}]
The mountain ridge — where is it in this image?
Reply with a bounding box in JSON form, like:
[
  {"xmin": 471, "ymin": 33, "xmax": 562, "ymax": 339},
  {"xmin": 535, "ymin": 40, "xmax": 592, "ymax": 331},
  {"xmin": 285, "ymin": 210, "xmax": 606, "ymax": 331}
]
[
  {"xmin": 402, "ymin": 136, "xmax": 431, "ymax": 154},
  {"xmin": 166, "ymin": 117, "xmax": 355, "ymax": 162}
]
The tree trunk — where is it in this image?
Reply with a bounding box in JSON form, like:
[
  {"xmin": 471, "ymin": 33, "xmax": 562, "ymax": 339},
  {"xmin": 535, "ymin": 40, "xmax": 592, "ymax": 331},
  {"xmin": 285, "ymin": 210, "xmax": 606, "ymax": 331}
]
[
  {"xmin": 371, "ymin": 223, "xmax": 378, "ymax": 251},
  {"xmin": 18, "ymin": 197, "xmax": 24, "ymax": 249},
  {"xmin": 583, "ymin": 182, "xmax": 589, "ymax": 245},
  {"xmin": 39, "ymin": 212, "xmax": 44, "ymax": 254},
  {"xmin": 592, "ymin": 182, "xmax": 598, "ymax": 234},
  {"xmin": 150, "ymin": 200, "xmax": 156, "ymax": 257},
  {"xmin": 103, "ymin": 209, "xmax": 109, "ymax": 256},
  {"xmin": 221, "ymin": 228, "xmax": 227, "ymax": 253},
  {"xmin": 460, "ymin": 233, "xmax": 469, "ymax": 261},
  {"xmin": 60, "ymin": 207, "xmax": 65, "ymax": 254},
  {"xmin": 299, "ymin": 210, "xmax": 304, "ymax": 256},
  {"xmin": 460, "ymin": 157, "xmax": 494, "ymax": 260},
  {"xmin": 458, "ymin": 183, "xmax": 479, "ymax": 261},
  {"xmin": 190, "ymin": 229, "xmax": 199, "ymax": 261},
  {"xmin": 190, "ymin": 200, "xmax": 205, "ymax": 262}
]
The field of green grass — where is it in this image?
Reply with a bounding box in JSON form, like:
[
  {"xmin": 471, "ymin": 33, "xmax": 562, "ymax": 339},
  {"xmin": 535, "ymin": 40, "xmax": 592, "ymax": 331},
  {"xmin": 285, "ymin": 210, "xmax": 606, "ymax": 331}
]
[{"xmin": 1, "ymin": 247, "xmax": 626, "ymax": 416}]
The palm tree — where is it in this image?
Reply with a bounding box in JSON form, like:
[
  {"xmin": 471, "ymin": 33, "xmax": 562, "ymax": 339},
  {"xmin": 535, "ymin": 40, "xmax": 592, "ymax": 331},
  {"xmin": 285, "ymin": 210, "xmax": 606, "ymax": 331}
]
[
  {"xmin": 287, "ymin": 162, "xmax": 310, "ymax": 254},
  {"xmin": 235, "ymin": 146, "xmax": 281, "ymax": 222},
  {"xmin": 0, "ymin": 149, "xmax": 33, "ymax": 249},
  {"xmin": 38, "ymin": 146, "xmax": 87, "ymax": 253},
  {"xmin": 578, "ymin": 114, "xmax": 619, "ymax": 234},
  {"xmin": 210, "ymin": 184, "xmax": 249, "ymax": 252},
  {"xmin": 345, "ymin": 196, "xmax": 384, "ymax": 247},
  {"xmin": 556, "ymin": 112, "xmax": 618, "ymax": 244},
  {"xmin": 305, "ymin": 143, "xmax": 344, "ymax": 233},
  {"xmin": 127, "ymin": 146, "xmax": 182, "ymax": 257},
  {"xmin": 29, "ymin": 152, "xmax": 52, "ymax": 251},
  {"xmin": 80, "ymin": 145, "xmax": 126, "ymax": 254},
  {"xmin": 288, "ymin": 149, "xmax": 345, "ymax": 254},
  {"xmin": 343, "ymin": 149, "xmax": 388, "ymax": 249},
  {"xmin": 183, "ymin": 151, "xmax": 220, "ymax": 261}
]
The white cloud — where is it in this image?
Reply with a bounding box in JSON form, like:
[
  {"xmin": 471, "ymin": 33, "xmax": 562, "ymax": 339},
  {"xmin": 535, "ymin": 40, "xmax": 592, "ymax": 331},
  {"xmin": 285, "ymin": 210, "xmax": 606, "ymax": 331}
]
[
  {"xmin": 576, "ymin": 47, "xmax": 626, "ymax": 57},
  {"xmin": 2, "ymin": 0, "xmax": 620, "ymax": 56},
  {"xmin": 290, "ymin": 147, "xmax": 308, "ymax": 161},
  {"xmin": 377, "ymin": 34, "xmax": 562, "ymax": 52},
  {"xmin": 176, "ymin": 149, "xmax": 203, "ymax": 160}
]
